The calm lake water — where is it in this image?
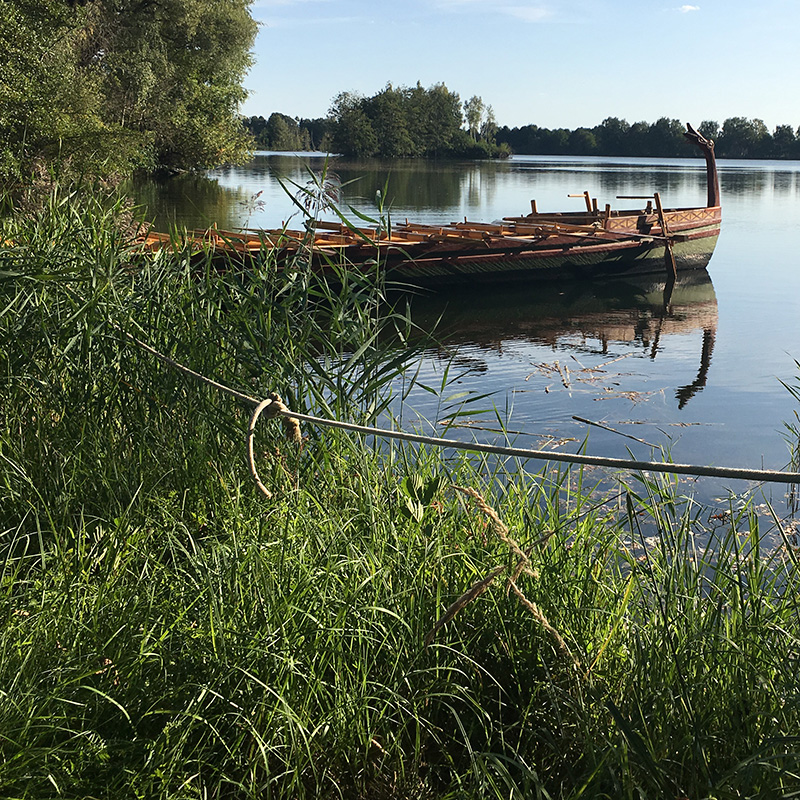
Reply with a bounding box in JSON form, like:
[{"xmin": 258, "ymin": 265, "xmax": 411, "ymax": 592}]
[{"xmin": 132, "ymin": 153, "xmax": 800, "ymax": 513}]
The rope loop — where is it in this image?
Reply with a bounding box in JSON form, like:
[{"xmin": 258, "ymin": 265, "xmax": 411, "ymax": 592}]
[{"xmin": 246, "ymin": 393, "xmax": 303, "ymax": 500}]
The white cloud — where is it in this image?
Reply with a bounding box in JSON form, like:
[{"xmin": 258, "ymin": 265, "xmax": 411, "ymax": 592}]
[
  {"xmin": 435, "ymin": 0, "xmax": 552, "ymax": 22},
  {"xmin": 678, "ymin": 4, "xmax": 700, "ymax": 12},
  {"xmin": 504, "ymin": 6, "xmax": 552, "ymax": 22},
  {"xmin": 251, "ymin": 0, "xmax": 331, "ymax": 8}
]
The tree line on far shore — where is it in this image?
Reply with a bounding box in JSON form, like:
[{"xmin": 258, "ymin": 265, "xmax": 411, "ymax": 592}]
[
  {"xmin": 245, "ymin": 101, "xmax": 800, "ymax": 161},
  {"xmin": 497, "ymin": 117, "xmax": 800, "ymax": 159}
]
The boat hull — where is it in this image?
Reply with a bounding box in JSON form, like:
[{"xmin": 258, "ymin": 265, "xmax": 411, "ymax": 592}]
[
  {"xmin": 379, "ymin": 232, "xmax": 719, "ymax": 286},
  {"xmin": 314, "ymin": 207, "xmax": 721, "ymax": 286}
]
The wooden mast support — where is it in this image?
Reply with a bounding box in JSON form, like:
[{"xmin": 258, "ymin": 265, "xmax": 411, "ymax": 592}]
[
  {"xmin": 653, "ymin": 192, "xmax": 677, "ymax": 280},
  {"xmin": 568, "ymin": 191, "xmax": 593, "ymax": 213}
]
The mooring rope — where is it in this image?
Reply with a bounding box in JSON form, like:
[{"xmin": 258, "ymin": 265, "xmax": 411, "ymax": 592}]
[{"xmin": 119, "ymin": 330, "xmax": 800, "ymax": 487}]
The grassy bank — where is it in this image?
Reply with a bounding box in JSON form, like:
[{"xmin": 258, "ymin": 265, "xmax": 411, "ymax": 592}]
[{"xmin": 2, "ymin": 192, "xmax": 800, "ymax": 799}]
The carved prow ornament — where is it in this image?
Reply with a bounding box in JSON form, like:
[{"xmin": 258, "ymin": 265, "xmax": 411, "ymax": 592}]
[{"xmin": 684, "ymin": 123, "xmax": 720, "ymax": 209}]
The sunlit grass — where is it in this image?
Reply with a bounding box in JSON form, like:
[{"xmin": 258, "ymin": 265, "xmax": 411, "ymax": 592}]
[{"xmin": 2, "ymin": 190, "xmax": 800, "ymax": 799}]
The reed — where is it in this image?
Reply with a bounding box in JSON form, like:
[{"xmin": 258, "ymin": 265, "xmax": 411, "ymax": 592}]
[{"xmin": 2, "ymin": 191, "xmax": 800, "ymax": 799}]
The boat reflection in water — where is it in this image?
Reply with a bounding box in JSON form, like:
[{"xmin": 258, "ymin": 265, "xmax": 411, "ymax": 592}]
[{"xmin": 405, "ymin": 269, "xmax": 718, "ymax": 411}]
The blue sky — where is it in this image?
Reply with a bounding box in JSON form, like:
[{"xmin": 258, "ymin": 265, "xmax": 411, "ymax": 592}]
[{"xmin": 242, "ymin": 0, "xmax": 800, "ymax": 132}]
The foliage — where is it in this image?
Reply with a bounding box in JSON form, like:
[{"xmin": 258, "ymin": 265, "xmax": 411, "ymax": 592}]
[
  {"xmin": 463, "ymin": 95, "xmax": 485, "ymax": 141},
  {"xmin": 0, "ymin": 0, "xmax": 121, "ymax": 183},
  {"xmin": 498, "ymin": 115, "xmax": 800, "ymax": 159},
  {"xmin": 3, "ymin": 193, "xmax": 800, "ymax": 798},
  {"xmin": 0, "ymin": 0, "xmax": 257, "ymax": 190},
  {"xmin": 411, "ymin": 82, "xmax": 467, "ymax": 156},
  {"xmin": 456, "ymin": 95, "xmax": 497, "ymax": 144},
  {"xmin": 718, "ymin": 116, "xmax": 772, "ymax": 158},
  {"xmin": 243, "ymin": 113, "xmax": 332, "ymax": 152},
  {"xmin": 328, "ymin": 83, "xmax": 503, "ymax": 159},
  {"xmin": 329, "ymin": 91, "xmax": 380, "ymax": 157}
]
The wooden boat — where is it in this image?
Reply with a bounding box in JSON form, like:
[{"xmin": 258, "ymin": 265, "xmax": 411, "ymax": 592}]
[{"xmin": 140, "ymin": 124, "xmax": 721, "ymax": 285}]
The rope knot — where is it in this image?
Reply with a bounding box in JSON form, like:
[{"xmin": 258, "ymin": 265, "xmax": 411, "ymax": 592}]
[
  {"xmin": 261, "ymin": 392, "xmax": 288, "ymax": 419},
  {"xmin": 266, "ymin": 392, "xmax": 302, "ymax": 445}
]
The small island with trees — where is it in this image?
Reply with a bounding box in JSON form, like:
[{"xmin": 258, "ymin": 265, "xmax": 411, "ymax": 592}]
[{"xmin": 245, "ymin": 84, "xmax": 507, "ymax": 159}]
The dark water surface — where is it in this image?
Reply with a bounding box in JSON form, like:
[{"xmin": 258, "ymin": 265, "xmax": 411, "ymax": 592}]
[{"xmin": 131, "ymin": 154, "xmax": 800, "ymax": 511}]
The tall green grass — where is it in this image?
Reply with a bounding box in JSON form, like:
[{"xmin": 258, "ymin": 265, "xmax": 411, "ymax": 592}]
[{"xmin": 2, "ymin": 191, "xmax": 800, "ymax": 799}]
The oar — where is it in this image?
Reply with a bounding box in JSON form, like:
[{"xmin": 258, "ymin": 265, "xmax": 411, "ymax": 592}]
[{"xmin": 653, "ymin": 192, "xmax": 678, "ymax": 279}]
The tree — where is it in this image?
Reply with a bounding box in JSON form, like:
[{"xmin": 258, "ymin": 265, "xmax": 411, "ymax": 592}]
[
  {"xmin": 329, "ymin": 92, "xmax": 377, "ymax": 157},
  {"xmin": 329, "ymin": 84, "xmax": 466, "ymax": 159},
  {"xmin": 243, "ymin": 115, "xmax": 269, "ymax": 148},
  {"xmin": 594, "ymin": 117, "xmax": 630, "ymax": 156},
  {"xmin": 0, "ymin": 0, "xmax": 257, "ymax": 188},
  {"xmin": 0, "ymin": 0, "xmax": 115, "ymax": 184},
  {"xmin": 539, "ymin": 128, "xmax": 570, "ymax": 154},
  {"xmin": 648, "ymin": 118, "xmax": 687, "ymax": 157},
  {"xmin": 718, "ymin": 117, "xmax": 771, "ymax": 158},
  {"xmin": 463, "ymin": 96, "xmax": 485, "ymax": 141},
  {"xmin": 365, "ymin": 85, "xmax": 416, "ymax": 158},
  {"xmin": 772, "ymin": 125, "xmax": 797, "ymax": 158},
  {"xmin": 497, "ymin": 124, "xmax": 542, "ymax": 154},
  {"xmin": 299, "ymin": 118, "xmax": 332, "ymax": 152},
  {"xmin": 87, "ymin": 0, "xmax": 257, "ymax": 171},
  {"xmin": 262, "ymin": 113, "xmax": 306, "ymax": 151},
  {"xmin": 773, "ymin": 124, "xmax": 797, "ymax": 159},
  {"xmin": 568, "ymin": 128, "xmax": 597, "ymax": 155},
  {"xmin": 407, "ymin": 82, "xmax": 462, "ymax": 157},
  {"xmin": 480, "ymin": 105, "xmax": 498, "ymax": 144}
]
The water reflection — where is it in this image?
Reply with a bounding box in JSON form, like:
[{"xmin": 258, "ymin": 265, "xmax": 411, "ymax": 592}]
[
  {"xmin": 129, "ymin": 172, "xmax": 255, "ymax": 229},
  {"xmin": 130, "ymin": 153, "xmax": 731, "ymax": 231},
  {"xmin": 407, "ymin": 270, "xmax": 718, "ymax": 410},
  {"xmin": 718, "ymin": 161, "xmax": 800, "ymax": 197},
  {"xmin": 675, "ymin": 327, "xmax": 715, "ymax": 410},
  {"xmin": 131, "ymin": 155, "xmax": 474, "ymax": 228},
  {"xmin": 326, "ymin": 159, "xmax": 470, "ymax": 210}
]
